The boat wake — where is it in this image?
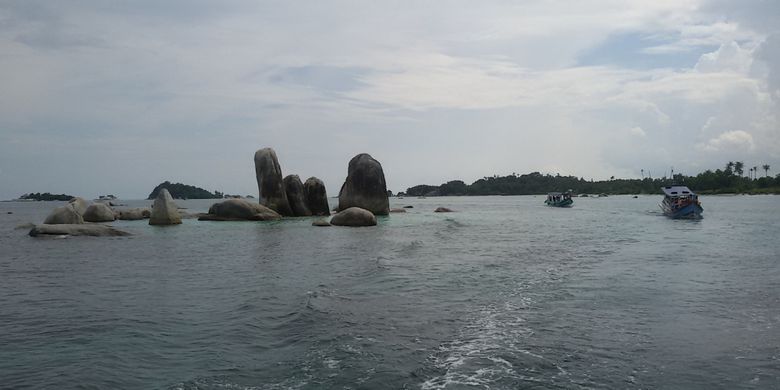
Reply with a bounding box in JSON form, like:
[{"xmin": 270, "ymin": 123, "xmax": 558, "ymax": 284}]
[{"xmin": 421, "ymin": 300, "xmax": 568, "ymax": 389}]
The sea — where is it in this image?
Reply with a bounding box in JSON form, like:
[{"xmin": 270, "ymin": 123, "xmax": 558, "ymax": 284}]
[{"xmin": 0, "ymin": 195, "xmax": 778, "ymax": 389}]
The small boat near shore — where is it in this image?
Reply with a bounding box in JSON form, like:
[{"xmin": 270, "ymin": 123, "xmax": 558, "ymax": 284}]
[
  {"xmin": 545, "ymin": 192, "xmax": 573, "ymax": 207},
  {"xmin": 660, "ymin": 185, "xmax": 703, "ymax": 219}
]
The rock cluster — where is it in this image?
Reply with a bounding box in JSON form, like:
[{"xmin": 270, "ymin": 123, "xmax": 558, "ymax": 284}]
[{"xmin": 255, "ymin": 148, "xmax": 332, "ymax": 217}]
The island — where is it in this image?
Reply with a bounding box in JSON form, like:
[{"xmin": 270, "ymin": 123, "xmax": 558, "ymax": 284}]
[
  {"xmin": 404, "ymin": 162, "xmax": 779, "ymax": 196},
  {"xmin": 17, "ymin": 192, "xmax": 75, "ymax": 201},
  {"xmin": 147, "ymin": 181, "xmax": 224, "ymax": 200}
]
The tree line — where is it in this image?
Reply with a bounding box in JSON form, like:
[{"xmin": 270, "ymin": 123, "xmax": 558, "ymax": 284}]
[
  {"xmin": 403, "ymin": 162, "xmax": 777, "ymax": 196},
  {"xmin": 18, "ymin": 192, "xmax": 75, "ymax": 201}
]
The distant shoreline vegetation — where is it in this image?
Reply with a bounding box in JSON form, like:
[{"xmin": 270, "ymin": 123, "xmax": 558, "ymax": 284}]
[
  {"xmin": 147, "ymin": 181, "xmax": 224, "ymax": 200},
  {"xmin": 403, "ymin": 162, "xmax": 779, "ymax": 196},
  {"xmin": 17, "ymin": 192, "xmax": 75, "ymax": 201}
]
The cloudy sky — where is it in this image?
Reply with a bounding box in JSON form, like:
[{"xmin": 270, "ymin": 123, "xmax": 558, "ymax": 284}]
[{"xmin": 0, "ymin": 0, "xmax": 778, "ymax": 199}]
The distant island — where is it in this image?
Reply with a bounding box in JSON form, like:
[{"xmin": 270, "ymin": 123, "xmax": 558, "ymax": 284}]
[
  {"xmin": 147, "ymin": 181, "xmax": 224, "ymax": 200},
  {"xmin": 18, "ymin": 192, "xmax": 75, "ymax": 201},
  {"xmin": 403, "ymin": 162, "xmax": 778, "ymax": 196}
]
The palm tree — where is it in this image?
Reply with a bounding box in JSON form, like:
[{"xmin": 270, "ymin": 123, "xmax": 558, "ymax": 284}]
[
  {"xmin": 726, "ymin": 161, "xmax": 735, "ymax": 174},
  {"xmin": 763, "ymin": 164, "xmax": 770, "ymax": 177},
  {"xmin": 641, "ymin": 169, "xmax": 644, "ymax": 179},
  {"xmin": 753, "ymin": 166, "xmax": 758, "ymax": 180},
  {"xmin": 749, "ymin": 167, "xmax": 754, "ymax": 180},
  {"xmin": 734, "ymin": 161, "xmax": 744, "ymax": 177}
]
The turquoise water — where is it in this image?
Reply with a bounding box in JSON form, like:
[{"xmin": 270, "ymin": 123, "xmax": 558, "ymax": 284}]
[{"xmin": 0, "ymin": 195, "xmax": 778, "ymax": 389}]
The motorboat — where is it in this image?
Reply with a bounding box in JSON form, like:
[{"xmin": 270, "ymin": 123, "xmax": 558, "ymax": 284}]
[
  {"xmin": 545, "ymin": 191, "xmax": 573, "ymax": 207},
  {"xmin": 660, "ymin": 185, "xmax": 703, "ymax": 218}
]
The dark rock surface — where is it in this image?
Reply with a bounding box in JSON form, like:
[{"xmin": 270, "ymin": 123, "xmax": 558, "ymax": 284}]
[
  {"xmin": 284, "ymin": 175, "xmax": 312, "ymax": 217},
  {"xmin": 304, "ymin": 177, "xmax": 330, "ymax": 216},
  {"xmin": 337, "ymin": 153, "xmax": 389, "ymax": 215},
  {"xmin": 254, "ymin": 148, "xmax": 293, "ymax": 216},
  {"xmin": 198, "ymin": 199, "xmax": 281, "ymax": 221}
]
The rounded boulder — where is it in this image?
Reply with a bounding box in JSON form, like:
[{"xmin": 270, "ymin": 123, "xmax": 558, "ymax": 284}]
[
  {"xmin": 43, "ymin": 205, "xmax": 84, "ymax": 224},
  {"xmin": 330, "ymin": 207, "xmax": 377, "ymax": 227},
  {"xmin": 67, "ymin": 197, "xmax": 89, "ymax": 215},
  {"xmin": 199, "ymin": 199, "xmax": 281, "ymax": 221},
  {"xmin": 83, "ymin": 203, "xmax": 116, "ymax": 222}
]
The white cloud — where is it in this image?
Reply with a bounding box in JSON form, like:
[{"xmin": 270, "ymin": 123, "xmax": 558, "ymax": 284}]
[
  {"xmin": 698, "ymin": 130, "xmax": 755, "ymax": 152},
  {"xmin": 629, "ymin": 126, "xmax": 647, "ymax": 137},
  {"xmin": 695, "ymin": 41, "xmax": 753, "ymax": 73}
]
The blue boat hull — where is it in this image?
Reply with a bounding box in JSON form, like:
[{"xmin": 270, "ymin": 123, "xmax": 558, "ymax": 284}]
[
  {"xmin": 661, "ymin": 202, "xmax": 703, "ymax": 219},
  {"xmin": 545, "ymin": 199, "xmax": 573, "ymax": 207}
]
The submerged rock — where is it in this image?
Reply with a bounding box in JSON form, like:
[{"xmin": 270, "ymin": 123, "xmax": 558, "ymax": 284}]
[
  {"xmin": 403, "ymin": 205, "xmax": 413, "ymax": 209},
  {"xmin": 43, "ymin": 205, "xmax": 84, "ymax": 225},
  {"xmin": 118, "ymin": 208, "xmax": 147, "ymax": 221},
  {"xmin": 29, "ymin": 224, "xmax": 131, "ymax": 237},
  {"xmin": 330, "ymin": 207, "xmax": 377, "ymax": 227},
  {"xmin": 389, "ymin": 208, "xmax": 407, "ymax": 213},
  {"xmin": 198, "ymin": 199, "xmax": 281, "ymax": 221},
  {"xmin": 284, "ymin": 175, "xmax": 312, "ymax": 217},
  {"xmin": 254, "ymin": 148, "xmax": 293, "ymax": 216},
  {"xmin": 83, "ymin": 203, "xmax": 116, "ymax": 222},
  {"xmin": 149, "ymin": 188, "xmax": 182, "ymax": 225},
  {"xmin": 304, "ymin": 177, "xmax": 330, "ymax": 216},
  {"xmin": 434, "ymin": 207, "xmax": 454, "ymax": 213},
  {"xmin": 337, "ymin": 153, "xmax": 389, "ymax": 215},
  {"xmin": 312, "ymin": 218, "xmax": 331, "ymax": 227}
]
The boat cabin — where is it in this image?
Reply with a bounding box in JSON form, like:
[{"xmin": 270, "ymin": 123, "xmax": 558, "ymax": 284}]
[
  {"xmin": 546, "ymin": 192, "xmax": 572, "ymax": 203},
  {"xmin": 662, "ymin": 185, "xmax": 696, "ymax": 200}
]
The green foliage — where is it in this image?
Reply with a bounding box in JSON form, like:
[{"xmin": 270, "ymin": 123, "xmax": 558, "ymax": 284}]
[
  {"xmin": 406, "ymin": 184, "xmax": 440, "ymax": 196},
  {"xmin": 406, "ymin": 163, "xmax": 780, "ymax": 196},
  {"xmin": 18, "ymin": 192, "xmax": 75, "ymax": 201},
  {"xmin": 147, "ymin": 181, "xmax": 223, "ymax": 200}
]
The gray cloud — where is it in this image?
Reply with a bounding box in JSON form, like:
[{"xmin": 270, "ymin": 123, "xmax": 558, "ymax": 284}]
[{"xmin": 0, "ymin": 1, "xmax": 778, "ymax": 199}]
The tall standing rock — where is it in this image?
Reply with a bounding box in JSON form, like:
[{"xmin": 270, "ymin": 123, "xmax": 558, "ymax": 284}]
[
  {"xmin": 254, "ymin": 148, "xmax": 293, "ymax": 216},
  {"xmin": 304, "ymin": 177, "xmax": 330, "ymax": 216},
  {"xmin": 283, "ymin": 175, "xmax": 312, "ymax": 217},
  {"xmin": 149, "ymin": 188, "xmax": 182, "ymax": 225},
  {"xmin": 337, "ymin": 153, "xmax": 389, "ymax": 215}
]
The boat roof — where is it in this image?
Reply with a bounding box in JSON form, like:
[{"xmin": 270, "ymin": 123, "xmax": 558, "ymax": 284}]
[
  {"xmin": 547, "ymin": 192, "xmax": 569, "ymax": 195},
  {"xmin": 662, "ymin": 185, "xmax": 695, "ymax": 196}
]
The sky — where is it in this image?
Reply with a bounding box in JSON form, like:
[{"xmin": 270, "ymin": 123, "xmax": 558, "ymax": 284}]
[{"xmin": 0, "ymin": 0, "xmax": 778, "ymax": 199}]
